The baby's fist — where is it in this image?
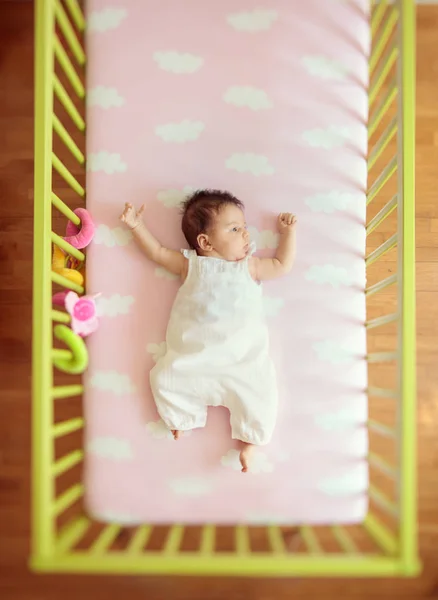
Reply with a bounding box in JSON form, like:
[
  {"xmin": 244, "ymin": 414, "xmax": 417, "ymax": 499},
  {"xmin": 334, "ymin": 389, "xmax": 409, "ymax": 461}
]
[
  {"xmin": 120, "ymin": 203, "xmax": 144, "ymax": 230},
  {"xmin": 278, "ymin": 212, "xmax": 297, "ymax": 233}
]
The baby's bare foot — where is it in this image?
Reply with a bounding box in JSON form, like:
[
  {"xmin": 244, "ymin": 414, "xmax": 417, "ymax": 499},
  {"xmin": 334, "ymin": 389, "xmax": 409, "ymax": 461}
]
[
  {"xmin": 240, "ymin": 442, "xmax": 254, "ymax": 473},
  {"xmin": 172, "ymin": 429, "xmax": 182, "ymax": 440}
]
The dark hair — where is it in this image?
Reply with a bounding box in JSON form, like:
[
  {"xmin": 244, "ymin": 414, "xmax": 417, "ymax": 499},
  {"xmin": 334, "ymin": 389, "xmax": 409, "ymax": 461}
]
[{"xmin": 181, "ymin": 189, "xmax": 244, "ymax": 249}]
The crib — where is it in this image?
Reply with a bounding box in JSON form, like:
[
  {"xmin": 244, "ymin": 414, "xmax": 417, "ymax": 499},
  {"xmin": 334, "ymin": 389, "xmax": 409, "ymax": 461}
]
[{"xmin": 31, "ymin": 0, "xmax": 418, "ymax": 577}]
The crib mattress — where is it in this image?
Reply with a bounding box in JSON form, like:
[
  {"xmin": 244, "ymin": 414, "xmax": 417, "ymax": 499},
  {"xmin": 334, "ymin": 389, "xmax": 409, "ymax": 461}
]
[{"xmin": 84, "ymin": 0, "xmax": 370, "ymax": 525}]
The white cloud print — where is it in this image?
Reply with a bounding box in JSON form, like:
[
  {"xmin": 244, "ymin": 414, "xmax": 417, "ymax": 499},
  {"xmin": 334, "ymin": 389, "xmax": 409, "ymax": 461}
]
[
  {"xmin": 247, "ymin": 226, "xmax": 279, "ymax": 250},
  {"xmin": 87, "ymin": 151, "xmax": 127, "ymax": 174},
  {"xmin": 87, "ymin": 436, "xmax": 133, "ymax": 461},
  {"xmin": 227, "ymin": 9, "xmax": 278, "ymax": 32},
  {"xmin": 168, "ymin": 476, "xmax": 214, "ymax": 497},
  {"xmin": 157, "ymin": 185, "xmax": 195, "ymax": 208},
  {"xmin": 95, "ymin": 294, "xmax": 135, "ymax": 317},
  {"xmin": 146, "ymin": 342, "xmax": 167, "ymax": 363},
  {"xmin": 223, "ymin": 86, "xmax": 273, "ymax": 110},
  {"xmin": 226, "ymin": 153, "xmax": 274, "ymax": 176},
  {"xmin": 263, "ymin": 295, "xmax": 285, "ymax": 318},
  {"xmin": 88, "ymin": 86, "xmax": 125, "ymax": 109},
  {"xmin": 153, "ymin": 51, "xmax": 204, "ymax": 74},
  {"xmin": 302, "ymin": 126, "xmax": 351, "ymax": 149},
  {"xmin": 94, "ymin": 224, "xmax": 132, "ymax": 247},
  {"xmin": 318, "ymin": 466, "xmax": 368, "ymax": 496},
  {"xmin": 221, "ymin": 449, "xmax": 274, "ymax": 474},
  {"xmin": 89, "ymin": 370, "xmax": 136, "ymax": 396},
  {"xmin": 301, "ymin": 55, "xmax": 349, "ymax": 80},
  {"xmin": 155, "ymin": 120, "xmax": 204, "ymax": 143},
  {"xmin": 313, "ymin": 339, "xmax": 357, "ymax": 365},
  {"xmin": 146, "ymin": 419, "xmax": 192, "ymax": 440},
  {"xmin": 305, "ymin": 191, "xmax": 356, "ymax": 214},
  {"xmin": 305, "ymin": 265, "xmax": 352, "ymax": 288},
  {"xmin": 88, "ymin": 8, "xmax": 127, "ymax": 33}
]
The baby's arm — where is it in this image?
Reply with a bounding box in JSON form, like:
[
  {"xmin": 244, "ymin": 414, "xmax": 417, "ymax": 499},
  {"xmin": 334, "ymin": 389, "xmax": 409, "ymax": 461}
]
[
  {"xmin": 249, "ymin": 213, "xmax": 297, "ymax": 281},
  {"xmin": 120, "ymin": 203, "xmax": 187, "ymax": 277}
]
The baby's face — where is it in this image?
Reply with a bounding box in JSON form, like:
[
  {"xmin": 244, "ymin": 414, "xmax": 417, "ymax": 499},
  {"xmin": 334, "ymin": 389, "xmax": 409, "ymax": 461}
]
[{"xmin": 208, "ymin": 204, "xmax": 250, "ymax": 261}]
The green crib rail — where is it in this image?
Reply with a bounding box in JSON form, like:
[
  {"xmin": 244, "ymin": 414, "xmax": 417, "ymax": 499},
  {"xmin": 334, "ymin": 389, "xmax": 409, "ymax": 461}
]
[{"xmin": 31, "ymin": 0, "xmax": 419, "ymax": 576}]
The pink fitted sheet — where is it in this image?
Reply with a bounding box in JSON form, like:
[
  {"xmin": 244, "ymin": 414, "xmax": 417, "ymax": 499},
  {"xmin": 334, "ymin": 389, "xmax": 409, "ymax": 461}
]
[{"xmin": 84, "ymin": 0, "xmax": 370, "ymax": 525}]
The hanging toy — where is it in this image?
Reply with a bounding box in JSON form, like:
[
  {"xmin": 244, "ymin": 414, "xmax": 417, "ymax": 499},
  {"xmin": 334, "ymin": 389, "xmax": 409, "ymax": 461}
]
[
  {"xmin": 64, "ymin": 291, "xmax": 100, "ymax": 337},
  {"xmin": 64, "ymin": 208, "xmax": 95, "ymax": 249},
  {"xmin": 52, "ymin": 244, "xmax": 85, "ymax": 287}
]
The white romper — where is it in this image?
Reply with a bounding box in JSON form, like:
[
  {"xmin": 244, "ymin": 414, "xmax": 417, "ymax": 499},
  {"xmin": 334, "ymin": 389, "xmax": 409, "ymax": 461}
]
[{"xmin": 150, "ymin": 249, "xmax": 278, "ymax": 445}]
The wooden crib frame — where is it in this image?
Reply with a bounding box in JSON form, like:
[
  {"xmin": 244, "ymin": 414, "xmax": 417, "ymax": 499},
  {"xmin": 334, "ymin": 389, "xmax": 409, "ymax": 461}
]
[{"xmin": 31, "ymin": 0, "xmax": 418, "ymax": 577}]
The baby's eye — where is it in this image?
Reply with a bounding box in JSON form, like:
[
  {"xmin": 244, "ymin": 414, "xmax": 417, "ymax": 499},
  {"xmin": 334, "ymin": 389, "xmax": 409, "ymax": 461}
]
[{"xmin": 232, "ymin": 227, "xmax": 239, "ymax": 232}]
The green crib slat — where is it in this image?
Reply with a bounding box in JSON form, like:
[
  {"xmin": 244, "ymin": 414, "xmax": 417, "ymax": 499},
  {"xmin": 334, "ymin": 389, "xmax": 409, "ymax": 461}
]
[
  {"xmin": 365, "ymin": 233, "xmax": 397, "ymax": 266},
  {"xmin": 52, "ymin": 113, "xmax": 85, "ymax": 164},
  {"xmin": 52, "ymin": 153, "xmax": 85, "ymax": 197},
  {"xmin": 51, "ymin": 191, "xmax": 81, "ymax": 224},
  {"xmin": 56, "ymin": 516, "xmax": 90, "ymax": 553},
  {"xmin": 366, "ymin": 313, "xmax": 398, "ymax": 330},
  {"xmin": 51, "ymin": 309, "xmax": 71, "ymax": 324},
  {"xmin": 368, "ymin": 419, "xmax": 396, "ymax": 437},
  {"xmin": 369, "ymin": 453, "xmax": 397, "ymax": 479},
  {"xmin": 128, "ymin": 526, "xmax": 152, "ymax": 553},
  {"xmin": 369, "ymin": 485, "xmax": 399, "ymax": 518},
  {"xmin": 52, "ymin": 348, "xmax": 73, "ymax": 362},
  {"xmin": 200, "ymin": 525, "xmax": 215, "ymax": 554},
  {"xmin": 52, "ymin": 417, "xmax": 84, "ymax": 438},
  {"xmin": 51, "ymin": 271, "xmax": 84, "ymax": 294},
  {"xmin": 368, "ymin": 387, "xmax": 398, "ymax": 400},
  {"xmin": 367, "ymin": 156, "xmax": 397, "ymax": 205},
  {"xmin": 267, "ymin": 526, "xmax": 286, "ymax": 554},
  {"xmin": 368, "ymin": 116, "xmax": 397, "ymax": 171},
  {"xmin": 164, "ymin": 525, "xmax": 184, "ymax": 554},
  {"xmin": 371, "ymin": 0, "xmax": 388, "ymax": 38},
  {"xmin": 64, "ymin": 0, "xmax": 86, "ymax": 32},
  {"xmin": 369, "ymin": 44, "xmax": 398, "ymax": 107},
  {"xmin": 91, "ymin": 524, "xmax": 121, "ymax": 553},
  {"xmin": 332, "ymin": 526, "xmax": 358, "ymax": 554},
  {"xmin": 51, "ymin": 384, "xmax": 84, "ymax": 399},
  {"xmin": 54, "ymin": 35, "xmax": 85, "ymax": 98},
  {"xmin": 51, "ymin": 231, "xmax": 85, "ymax": 261},
  {"xmin": 235, "ymin": 526, "xmax": 250, "ymax": 555},
  {"xmin": 52, "ymin": 450, "xmax": 84, "ymax": 477},
  {"xmin": 364, "ymin": 513, "xmax": 398, "ymax": 556},
  {"xmin": 365, "ymin": 274, "xmax": 397, "ymax": 296},
  {"xmin": 300, "ymin": 526, "xmax": 322, "ymax": 554},
  {"xmin": 53, "ymin": 484, "xmax": 84, "ymax": 517},
  {"xmin": 54, "ymin": 0, "xmax": 85, "ymax": 65},
  {"xmin": 369, "ymin": 6, "xmax": 398, "ymax": 74},
  {"xmin": 53, "ymin": 75, "xmax": 85, "ymax": 131},
  {"xmin": 366, "ymin": 194, "xmax": 398, "ymax": 235},
  {"xmin": 368, "ymin": 77, "xmax": 397, "ymax": 139},
  {"xmin": 367, "ymin": 352, "xmax": 398, "ymax": 363}
]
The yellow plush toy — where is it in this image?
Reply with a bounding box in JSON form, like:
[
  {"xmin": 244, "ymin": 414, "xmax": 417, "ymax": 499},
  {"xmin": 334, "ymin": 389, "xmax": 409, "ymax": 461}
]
[{"xmin": 52, "ymin": 244, "xmax": 85, "ymax": 287}]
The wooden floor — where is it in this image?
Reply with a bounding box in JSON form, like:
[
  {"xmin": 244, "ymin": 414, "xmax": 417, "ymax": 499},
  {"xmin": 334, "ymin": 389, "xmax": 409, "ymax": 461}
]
[{"xmin": 1, "ymin": 2, "xmax": 437, "ymax": 598}]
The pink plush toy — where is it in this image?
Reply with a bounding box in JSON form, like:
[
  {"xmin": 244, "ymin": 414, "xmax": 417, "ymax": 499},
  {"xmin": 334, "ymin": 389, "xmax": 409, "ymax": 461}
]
[
  {"xmin": 64, "ymin": 291, "xmax": 100, "ymax": 337},
  {"xmin": 64, "ymin": 208, "xmax": 95, "ymax": 250}
]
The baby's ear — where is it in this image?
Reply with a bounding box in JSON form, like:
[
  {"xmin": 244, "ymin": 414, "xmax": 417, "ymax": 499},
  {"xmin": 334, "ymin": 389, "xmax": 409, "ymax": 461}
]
[{"xmin": 197, "ymin": 233, "xmax": 212, "ymax": 251}]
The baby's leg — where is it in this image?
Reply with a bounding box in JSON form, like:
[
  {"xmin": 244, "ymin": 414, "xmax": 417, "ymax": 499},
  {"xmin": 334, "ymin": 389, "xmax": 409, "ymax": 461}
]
[
  {"xmin": 150, "ymin": 369, "xmax": 207, "ymax": 439},
  {"xmin": 239, "ymin": 442, "xmax": 255, "ymax": 473},
  {"xmin": 227, "ymin": 387, "xmax": 277, "ymax": 472}
]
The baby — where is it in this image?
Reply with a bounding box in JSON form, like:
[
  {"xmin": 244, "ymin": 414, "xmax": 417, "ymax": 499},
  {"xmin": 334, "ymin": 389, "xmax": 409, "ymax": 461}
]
[{"xmin": 120, "ymin": 190, "xmax": 297, "ymax": 472}]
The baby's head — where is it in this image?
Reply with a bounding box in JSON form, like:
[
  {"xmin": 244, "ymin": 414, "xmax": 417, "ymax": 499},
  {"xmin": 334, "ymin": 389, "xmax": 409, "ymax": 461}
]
[{"xmin": 181, "ymin": 189, "xmax": 249, "ymax": 261}]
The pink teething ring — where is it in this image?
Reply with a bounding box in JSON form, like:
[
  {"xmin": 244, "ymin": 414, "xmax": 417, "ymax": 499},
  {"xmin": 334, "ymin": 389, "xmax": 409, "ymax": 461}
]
[{"xmin": 65, "ymin": 208, "xmax": 95, "ymax": 250}]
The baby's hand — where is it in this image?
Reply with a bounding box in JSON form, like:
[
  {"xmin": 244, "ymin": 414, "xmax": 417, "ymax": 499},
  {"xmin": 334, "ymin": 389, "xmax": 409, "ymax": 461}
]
[
  {"xmin": 120, "ymin": 203, "xmax": 144, "ymax": 230},
  {"xmin": 277, "ymin": 213, "xmax": 297, "ymax": 233}
]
